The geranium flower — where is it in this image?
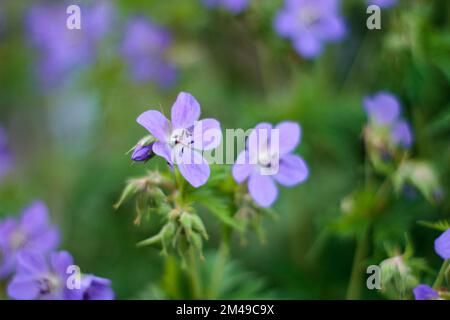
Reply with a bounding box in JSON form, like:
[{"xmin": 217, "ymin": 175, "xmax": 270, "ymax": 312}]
[
  {"xmin": 434, "ymin": 229, "xmax": 450, "ymax": 260},
  {"xmin": 413, "ymin": 284, "xmax": 439, "ymax": 300},
  {"xmin": 137, "ymin": 92, "xmax": 222, "ymax": 187},
  {"xmin": 121, "ymin": 17, "xmax": 177, "ymax": 87},
  {"xmin": 232, "ymin": 122, "xmax": 309, "ymax": 207},
  {"xmin": 0, "ymin": 201, "xmax": 59, "ymax": 278},
  {"xmin": 274, "ymin": 0, "xmax": 346, "ymax": 59}
]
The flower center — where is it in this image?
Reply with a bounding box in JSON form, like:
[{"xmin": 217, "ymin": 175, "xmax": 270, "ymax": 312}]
[
  {"xmin": 299, "ymin": 7, "xmax": 319, "ymax": 26},
  {"xmin": 38, "ymin": 273, "xmax": 62, "ymax": 296},
  {"xmin": 169, "ymin": 128, "xmax": 192, "ymax": 148}
]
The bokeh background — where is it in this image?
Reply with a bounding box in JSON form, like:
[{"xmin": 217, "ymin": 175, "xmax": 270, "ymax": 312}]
[{"xmin": 0, "ymin": 0, "xmax": 449, "ymax": 299}]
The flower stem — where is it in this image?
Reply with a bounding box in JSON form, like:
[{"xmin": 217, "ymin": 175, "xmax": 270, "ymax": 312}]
[
  {"xmin": 188, "ymin": 247, "xmax": 203, "ymax": 299},
  {"xmin": 346, "ymin": 226, "xmax": 370, "ymax": 300},
  {"xmin": 433, "ymin": 259, "xmax": 450, "ymax": 290}
]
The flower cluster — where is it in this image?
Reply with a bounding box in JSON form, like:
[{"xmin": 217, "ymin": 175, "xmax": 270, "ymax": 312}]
[
  {"xmin": 413, "ymin": 229, "xmax": 450, "ymax": 300},
  {"xmin": 0, "ymin": 201, "xmax": 114, "ymax": 300},
  {"xmin": 274, "ymin": 0, "xmax": 346, "ymax": 59},
  {"xmin": 121, "ymin": 17, "xmax": 177, "ymax": 87}
]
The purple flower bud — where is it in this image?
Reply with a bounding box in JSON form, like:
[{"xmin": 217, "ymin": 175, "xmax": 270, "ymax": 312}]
[
  {"xmin": 434, "ymin": 229, "xmax": 450, "ymax": 260},
  {"xmin": 131, "ymin": 144, "xmax": 154, "ymax": 162},
  {"xmin": 413, "ymin": 284, "xmax": 439, "ymax": 300}
]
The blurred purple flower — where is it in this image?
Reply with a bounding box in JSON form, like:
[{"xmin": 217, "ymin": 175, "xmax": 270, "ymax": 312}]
[
  {"xmin": 137, "ymin": 92, "xmax": 222, "ymax": 187},
  {"xmin": 368, "ymin": 0, "xmax": 398, "ymax": 9},
  {"xmin": 79, "ymin": 274, "xmax": 115, "ymax": 300},
  {"xmin": 232, "ymin": 122, "xmax": 309, "ymax": 207},
  {"xmin": 0, "ymin": 201, "xmax": 59, "ymax": 278},
  {"xmin": 0, "ymin": 126, "xmax": 13, "ymax": 181},
  {"xmin": 26, "ymin": 1, "xmax": 113, "ymax": 87},
  {"xmin": 131, "ymin": 144, "xmax": 154, "ymax": 162},
  {"xmin": 363, "ymin": 91, "xmax": 414, "ymax": 148},
  {"xmin": 203, "ymin": 0, "xmax": 249, "ymax": 14},
  {"xmin": 434, "ymin": 229, "xmax": 450, "ymax": 260},
  {"xmin": 413, "ymin": 284, "xmax": 439, "ymax": 300},
  {"xmin": 122, "ymin": 17, "xmax": 177, "ymax": 87},
  {"xmin": 274, "ymin": 0, "xmax": 346, "ymax": 59}
]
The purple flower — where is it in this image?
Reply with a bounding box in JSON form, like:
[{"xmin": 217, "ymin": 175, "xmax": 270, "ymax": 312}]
[
  {"xmin": 232, "ymin": 122, "xmax": 309, "ymax": 207},
  {"xmin": 79, "ymin": 275, "xmax": 114, "ymax": 300},
  {"xmin": 137, "ymin": 92, "xmax": 222, "ymax": 187},
  {"xmin": 0, "ymin": 126, "xmax": 13, "ymax": 181},
  {"xmin": 363, "ymin": 91, "xmax": 414, "ymax": 148},
  {"xmin": 7, "ymin": 251, "xmax": 114, "ymax": 300},
  {"xmin": 367, "ymin": 0, "xmax": 398, "ymax": 9},
  {"xmin": 203, "ymin": 0, "xmax": 249, "ymax": 14},
  {"xmin": 413, "ymin": 284, "xmax": 439, "ymax": 300},
  {"xmin": 131, "ymin": 144, "xmax": 154, "ymax": 162},
  {"xmin": 274, "ymin": 0, "xmax": 346, "ymax": 59},
  {"xmin": 0, "ymin": 201, "xmax": 60, "ymax": 278},
  {"xmin": 121, "ymin": 17, "xmax": 177, "ymax": 87},
  {"xmin": 434, "ymin": 229, "xmax": 450, "ymax": 260},
  {"xmin": 26, "ymin": 1, "xmax": 113, "ymax": 86}
]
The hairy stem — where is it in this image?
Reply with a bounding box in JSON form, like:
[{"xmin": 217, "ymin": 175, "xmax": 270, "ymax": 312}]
[
  {"xmin": 188, "ymin": 247, "xmax": 203, "ymax": 299},
  {"xmin": 433, "ymin": 259, "xmax": 450, "ymax": 290},
  {"xmin": 346, "ymin": 226, "xmax": 370, "ymax": 300}
]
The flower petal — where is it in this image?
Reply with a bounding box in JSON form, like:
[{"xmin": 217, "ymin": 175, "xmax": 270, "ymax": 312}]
[
  {"xmin": 171, "ymin": 92, "xmax": 201, "ymax": 129},
  {"xmin": 176, "ymin": 147, "xmax": 210, "ymax": 187},
  {"xmin": 152, "ymin": 141, "xmax": 173, "ymax": 165},
  {"xmin": 50, "ymin": 251, "xmax": 74, "ymax": 276},
  {"xmin": 27, "ymin": 227, "xmax": 60, "ymax": 253},
  {"xmin": 232, "ymin": 151, "xmax": 254, "ymax": 183},
  {"xmin": 276, "ymin": 121, "xmax": 301, "ymax": 155},
  {"xmin": 274, "ymin": 154, "xmax": 309, "ymax": 186},
  {"xmin": 15, "ymin": 251, "xmax": 49, "ymax": 275},
  {"xmin": 248, "ymin": 173, "xmax": 278, "ymax": 207},
  {"xmin": 192, "ymin": 118, "xmax": 222, "ymax": 150},
  {"xmin": 7, "ymin": 274, "xmax": 40, "ymax": 300},
  {"xmin": 247, "ymin": 122, "xmax": 273, "ymax": 161},
  {"xmin": 434, "ymin": 229, "xmax": 450, "ymax": 260},
  {"xmin": 20, "ymin": 201, "xmax": 49, "ymax": 234},
  {"xmin": 293, "ymin": 32, "xmax": 323, "ymax": 59},
  {"xmin": 136, "ymin": 110, "xmax": 171, "ymax": 142},
  {"xmin": 413, "ymin": 284, "xmax": 439, "ymax": 300},
  {"xmin": 363, "ymin": 92, "xmax": 400, "ymax": 125}
]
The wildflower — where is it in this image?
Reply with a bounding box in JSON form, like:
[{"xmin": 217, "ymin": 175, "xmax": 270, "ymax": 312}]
[
  {"xmin": 367, "ymin": 0, "xmax": 398, "ymax": 9},
  {"xmin": 363, "ymin": 91, "xmax": 413, "ymax": 148},
  {"xmin": 413, "ymin": 284, "xmax": 439, "ymax": 300},
  {"xmin": 434, "ymin": 229, "xmax": 450, "ymax": 260},
  {"xmin": 202, "ymin": 0, "xmax": 249, "ymax": 14},
  {"xmin": 0, "ymin": 126, "xmax": 13, "ymax": 181},
  {"xmin": 121, "ymin": 17, "xmax": 176, "ymax": 87},
  {"xmin": 26, "ymin": 1, "xmax": 113, "ymax": 86},
  {"xmin": 0, "ymin": 201, "xmax": 59, "ymax": 278},
  {"xmin": 7, "ymin": 250, "xmax": 114, "ymax": 300},
  {"xmin": 232, "ymin": 122, "xmax": 308, "ymax": 207},
  {"xmin": 137, "ymin": 92, "xmax": 222, "ymax": 187},
  {"xmin": 274, "ymin": 0, "xmax": 346, "ymax": 59}
]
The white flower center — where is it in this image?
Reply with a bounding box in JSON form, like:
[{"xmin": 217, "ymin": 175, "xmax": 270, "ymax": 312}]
[
  {"xmin": 299, "ymin": 7, "xmax": 319, "ymax": 26},
  {"xmin": 169, "ymin": 128, "xmax": 192, "ymax": 148}
]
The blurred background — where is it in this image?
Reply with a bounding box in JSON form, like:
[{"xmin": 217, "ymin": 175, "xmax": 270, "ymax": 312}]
[{"xmin": 0, "ymin": 0, "xmax": 449, "ymax": 299}]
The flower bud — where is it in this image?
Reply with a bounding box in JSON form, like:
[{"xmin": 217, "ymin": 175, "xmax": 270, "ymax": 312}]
[{"xmin": 131, "ymin": 144, "xmax": 154, "ymax": 162}]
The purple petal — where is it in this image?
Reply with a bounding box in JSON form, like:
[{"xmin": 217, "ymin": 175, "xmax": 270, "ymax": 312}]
[
  {"xmin": 247, "ymin": 122, "xmax": 273, "ymax": 158},
  {"xmin": 192, "ymin": 118, "xmax": 222, "ymax": 150},
  {"xmin": 136, "ymin": 110, "xmax": 171, "ymax": 142},
  {"xmin": 368, "ymin": 0, "xmax": 398, "ymax": 9},
  {"xmin": 7, "ymin": 274, "xmax": 40, "ymax": 300},
  {"xmin": 363, "ymin": 92, "xmax": 401, "ymax": 125},
  {"xmin": 50, "ymin": 251, "xmax": 74, "ymax": 277},
  {"xmin": 232, "ymin": 151, "xmax": 254, "ymax": 183},
  {"xmin": 248, "ymin": 173, "xmax": 278, "ymax": 207},
  {"xmin": 152, "ymin": 141, "xmax": 173, "ymax": 165},
  {"xmin": 176, "ymin": 147, "xmax": 210, "ymax": 187},
  {"xmin": 131, "ymin": 144, "xmax": 154, "ymax": 162},
  {"xmin": 171, "ymin": 92, "xmax": 201, "ymax": 130},
  {"xmin": 391, "ymin": 120, "xmax": 413, "ymax": 148},
  {"xmin": 434, "ymin": 229, "xmax": 450, "ymax": 260},
  {"xmin": 27, "ymin": 227, "xmax": 60, "ymax": 253},
  {"xmin": 81, "ymin": 275, "xmax": 114, "ymax": 300},
  {"xmin": 20, "ymin": 201, "xmax": 49, "ymax": 234},
  {"xmin": 15, "ymin": 251, "xmax": 48, "ymax": 275},
  {"xmin": 293, "ymin": 32, "xmax": 323, "ymax": 59},
  {"xmin": 276, "ymin": 121, "xmax": 301, "ymax": 155},
  {"xmin": 413, "ymin": 285, "xmax": 439, "ymax": 300},
  {"xmin": 274, "ymin": 154, "xmax": 309, "ymax": 186}
]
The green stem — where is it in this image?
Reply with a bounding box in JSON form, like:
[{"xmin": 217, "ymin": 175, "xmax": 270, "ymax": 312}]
[
  {"xmin": 433, "ymin": 259, "xmax": 450, "ymax": 290},
  {"xmin": 207, "ymin": 226, "xmax": 231, "ymax": 299},
  {"xmin": 346, "ymin": 226, "xmax": 370, "ymax": 300},
  {"xmin": 188, "ymin": 247, "xmax": 202, "ymax": 299}
]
